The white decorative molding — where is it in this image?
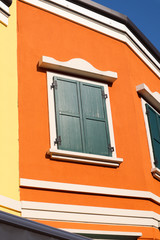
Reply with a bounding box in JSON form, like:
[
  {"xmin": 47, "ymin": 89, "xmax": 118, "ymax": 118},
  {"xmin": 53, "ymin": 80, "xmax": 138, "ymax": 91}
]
[
  {"xmin": 21, "ymin": 0, "xmax": 160, "ymax": 77},
  {"xmin": 20, "ymin": 178, "xmax": 160, "ymax": 205},
  {"xmin": 152, "ymin": 168, "xmax": 160, "ymax": 181},
  {"xmin": 0, "ymin": 1, "xmax": 10, "ymax": 26},
  {"xmin": 61, "ymin": 229, "xmax": 142, "ymax": 238},
  {"xmin": 136, "ymin": 84, "xmax": 160, "ymax": 112},
  {"xmin": 21, "ymin": 201, "xmax": 160, "ymax": 228},
  {"xmin": 39, "ymin": 56, "xmax": 118, "ymax": 83},
  {"xmin": 48, "ymin": 149, "xmax": 123, "ymax": 168},
  {"xmin": 0, "ymin": 195, "xmax": 21, "ymax": 212}
]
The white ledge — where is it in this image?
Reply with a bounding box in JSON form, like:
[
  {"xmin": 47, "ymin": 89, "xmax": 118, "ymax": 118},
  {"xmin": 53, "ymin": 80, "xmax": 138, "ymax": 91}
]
[
  {"xmin": 0, "ymin": 195, "xmax": 21, "ymax": 212},
  {"xmin": 136, "ymin": 83, "xmax": 160, "ymax": 112},
  {"xmin": 0, "ymin": 1, "xmax": 10, "ymax": 26},
  {"xmin": 61, "ymin": 229, "xmax": 142, "ymax": 238},
  {"xmin": 48, "ymin": 149, "xmax": 123, "ymax": 168},
  {"xmin": 152, "ymin": 168, "xmax": 160, "ymax": 181},
  {"xmin": 39, "ymin": 56, "xmax": 118, "ymax": 83},
  {"xmin": 21, "ymin": 201, "xmax": 160, "ymax": 228},
  {"xmin": 20, "ymin": 178, "xmax": 160, "ymax": 205}
]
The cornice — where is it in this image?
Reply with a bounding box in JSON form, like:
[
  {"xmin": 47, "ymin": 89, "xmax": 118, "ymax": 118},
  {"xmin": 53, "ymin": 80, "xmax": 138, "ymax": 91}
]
[
  {"xmin": 19, "ymin": 0, "xmax": 160, "ymax": 77},
  {"xmin": 1, "ymin": 0, "xmax": 12, "ymax": 7},
  {"xmin": 69, "ymin": 0, "xmax": 160, "ymax": 63},
  {"xmin": 0, "ymin": 0, "xmax": 10, "ymax": 25}
]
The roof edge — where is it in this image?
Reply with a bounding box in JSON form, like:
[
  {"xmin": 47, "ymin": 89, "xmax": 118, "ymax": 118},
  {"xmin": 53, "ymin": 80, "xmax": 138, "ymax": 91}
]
[
  {"xmin": 67, "ymin": 0, "xmax": 160, "ymax": 62},
  {"xmin": 1, "ymin": 0, "xmax": 12, "ymax": 7},
  {"xmin": 0, "ymin": 211, "xmax": 90, "ymax": 240}
]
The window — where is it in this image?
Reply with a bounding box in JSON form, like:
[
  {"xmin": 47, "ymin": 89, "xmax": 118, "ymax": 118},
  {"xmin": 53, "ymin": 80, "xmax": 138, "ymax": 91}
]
[
  {"xmin": 145, "ymin": 104, "xmax": 160, "ymax": 169},
  {"xmin": 53, "ymin": 76, "xmax": 112, "ymax": 156},
  {"xmin": 136, "ymin": 83, "xmax": 160, "ymax": 180},
  {"xmin": 39, "ymin": 56, "xmax": 123, "ymax": 167}
]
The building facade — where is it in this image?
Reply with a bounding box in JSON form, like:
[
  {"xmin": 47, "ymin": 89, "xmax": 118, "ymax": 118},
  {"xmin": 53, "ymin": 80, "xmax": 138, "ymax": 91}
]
[
  {"xmin": 0, "ymin": 0, "xmax": 20, "ymax": 216},
  {"xmin": 1, "ymin": 0, "xmax": 160, "ymax": 239}
]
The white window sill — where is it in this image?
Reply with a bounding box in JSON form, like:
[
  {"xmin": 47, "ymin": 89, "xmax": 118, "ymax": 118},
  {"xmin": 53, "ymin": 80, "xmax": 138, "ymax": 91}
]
[
  {"xmin": 47, "ymin": 149, "xmax": 123, "ymax": 168},
  {"xmin": 151, "ymin": 168, "xmax": 160, "ymax": 181}
]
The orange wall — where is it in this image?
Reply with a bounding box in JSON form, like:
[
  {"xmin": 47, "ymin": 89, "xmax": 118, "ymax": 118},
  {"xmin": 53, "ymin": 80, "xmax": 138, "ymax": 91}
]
[
  {"xmin": 17, "ymin": 2, "xmax": 160, "ymax": 239},
  {"xmin": 35, "ymin": 221, "xmax": 160, "ymax": 240},
  {"xmin": 17, "ymin": 0, "xmax": 160, "ymax": 211},
  {"xmin": 17, "ymin": 1, "xmax": 159, "ymax": 187}
]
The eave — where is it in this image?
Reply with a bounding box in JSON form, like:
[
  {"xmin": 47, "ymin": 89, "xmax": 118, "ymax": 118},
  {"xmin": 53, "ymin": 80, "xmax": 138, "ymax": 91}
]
[{"xmin": 68, "ymin": 0, "xmax": 160, "ymax": 63}]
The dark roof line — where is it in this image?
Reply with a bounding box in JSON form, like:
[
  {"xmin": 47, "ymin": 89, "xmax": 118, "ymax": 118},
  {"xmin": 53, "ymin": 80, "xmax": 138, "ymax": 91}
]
[
  {"xmin": 0, "ymin": 211, "xmax": 90, "ymax": 240},
  {"xmin": 67, "ymin": 0, "xmax": 160, "ymax": 62},
  {"xmin": 1, "ymin": 0, "xmax": 12, "ymax": 7}
]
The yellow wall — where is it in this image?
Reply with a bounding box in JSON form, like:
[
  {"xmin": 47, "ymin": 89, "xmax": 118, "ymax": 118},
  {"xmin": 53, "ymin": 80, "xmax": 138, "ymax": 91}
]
[
  {"xmin": 0, "ymin": 0, "xmax": 19, "ymax": 212},
  {"xmin": 0, "ymin": 206, "xmax": 20, "ymax": 216}
]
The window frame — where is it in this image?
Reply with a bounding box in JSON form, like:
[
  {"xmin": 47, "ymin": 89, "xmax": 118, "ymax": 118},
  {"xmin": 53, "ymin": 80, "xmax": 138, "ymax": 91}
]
[
  {"xmin": 39, "ymin": 56, "xmax": 123, "ymax": 167},
  {"xmin": 47, "ymin": 72, "xmax": 122, "ymax": 167},
  {"xmin": 136, "ymin": 84, "xmax": 160, "ymax": 180}
]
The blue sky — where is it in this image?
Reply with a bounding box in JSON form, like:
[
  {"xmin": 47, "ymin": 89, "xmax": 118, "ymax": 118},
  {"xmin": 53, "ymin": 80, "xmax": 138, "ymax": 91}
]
[{"xmin": 93, "ymin": 0, "xmax": 160, "ymax": 52}]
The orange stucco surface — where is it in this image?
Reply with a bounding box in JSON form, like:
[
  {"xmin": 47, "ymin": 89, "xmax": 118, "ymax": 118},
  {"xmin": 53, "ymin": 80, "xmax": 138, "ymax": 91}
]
[
  {"xmin": 17, "ymin": 1, "xmax": 160, "ymax": 238},
  {"xmin": 34, "ymin": 221, "xmax": 160, "ymax": 240}
]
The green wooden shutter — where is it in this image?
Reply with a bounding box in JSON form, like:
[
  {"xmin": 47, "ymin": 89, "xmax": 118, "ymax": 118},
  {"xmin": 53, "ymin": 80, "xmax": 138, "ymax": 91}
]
[
  {"xmin": 146, "ymin": 104, "xmax": 160, "ymax": 168},
  {"xmin": 80, "ymin": 82, "xmax": 112, "ymax": 156},
  {"xmin": 54, "ymin": 77, "xmax": 84, "ymax": 152}
]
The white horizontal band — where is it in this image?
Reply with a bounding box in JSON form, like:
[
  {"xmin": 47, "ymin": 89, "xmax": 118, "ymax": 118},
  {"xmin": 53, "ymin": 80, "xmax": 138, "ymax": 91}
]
[
  {"xmin": 0, "ymin": 1, "xmax": 10, "ymax": 25},
  {"xmin": 152, "ymin": 168, "xmax": 160, "ymax": 181},
  {"xmin": 21, "ymin": 201, "xmax": 160, "ymax": 228},
  {"xmin": 0, "ymin": 1, "xmax": 9, "ymax": 14},
  {"xmin": 60, "ymin": 229, "xmax": 142, "ymax": 238},
  {"xmin": 20, "ymin": 178, "xmax": 160, "ymax": 205},
  {"xmin": 48, "ymin": 149, "xmax": 123, "ymax": 168},
  {"xmin": 39, "ymin": 56, "xmax": 118, "ymax": 83},
  {"xmin": 20, "ymin": 0, "xmax": 160, "ymax": 77},
  {"xmin": 0, "ymin": 11, "xmax": 8, "ymax": 26},
  {"xmin": 0, "ymin": 195, "xmax": 21, "ymax": 212}
]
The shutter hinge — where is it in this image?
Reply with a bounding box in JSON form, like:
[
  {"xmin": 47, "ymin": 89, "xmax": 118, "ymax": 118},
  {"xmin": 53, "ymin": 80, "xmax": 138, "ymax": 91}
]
[
  {"xmin": 54, "ymin": 136, "xmax": 61, "ymax": 145},
  {"xmin": 51, "ymin": 80, "xmax": 57, "ymax": 89},
  {"xmin": 146, "ymin": 109, "xmax": 150, "ymax": 115},
  {"xmin": 108, "ymin": 144, "xmax": 114, "ymax": 152},
  {"xmin": 102, "ymin": 90, "xmax": 108, "ymax": 99},
  {"xmin": 154, "ymin": 158, "xmax": 158, "ymax": 166}
]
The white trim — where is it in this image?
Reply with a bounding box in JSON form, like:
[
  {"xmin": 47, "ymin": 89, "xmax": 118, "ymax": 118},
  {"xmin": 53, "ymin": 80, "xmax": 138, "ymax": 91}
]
[
  {"xmin": 0, "ymin": 195, "xmax": 21, "ymax": 212},
  {"xmin": 21, "ymin": 201, "xmax": 160, "ymax": 228},
  {"xmin": 60, "ymin": 229, "xmax": 142, "ymax": 238},
  {"xmin": 136, "ymin": 84, "xmax": 160, "ymax": 112},
  {"xmin": 46, "ymin": 70, "xmax": 122, "ymax": 167},
  {"xmin": 141, "ymin": 99, "xmax": 155, "ymax": 169},
  {"xmin": 0, "ymin": 1, "xmax": 10, "ymax": 26},
  {"xmin": 136, "ymin": 85, "xmax": 160, "ymax": 181},
  {"xmin": 48, "ymin": 154, "xmax": 122, "ymax": 167},
  {"xmin": 39, "ymin": 57, "xmax": 118, "ymax": 83},
  {"xmin": 0, "ymin": 12, "xmax": 8, "ymax": 25},
  {"xmin": 152, "ymin": 168, "xmax": 160, "ymax": 181},
  {"xmin": 20, "ymin": 0, "xmax": 160, "ymax": 77},
  {"xmin": 20, "ymin": 178, "xmax": 160, "ymax": 205}
]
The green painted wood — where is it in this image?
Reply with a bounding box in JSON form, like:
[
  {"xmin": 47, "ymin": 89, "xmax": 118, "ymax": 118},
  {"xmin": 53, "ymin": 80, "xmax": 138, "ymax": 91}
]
[
  {"xmin": 54, "ymin": 77, "xmax": 84, "ymax": 152},
  {"xmin": 146, "ymin": 104, "xmax": 160, "ymax": 168},
  {"xmin": 80, "ymin": 82, "xmax": 111, "ymax": 156},
  {"xmin": 53, "ymin": 77, "xmax": 112, "ymax": 156},
  {"xmin": 59, "ymin": 115, "xmax": 83, "ymax": 152}
]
